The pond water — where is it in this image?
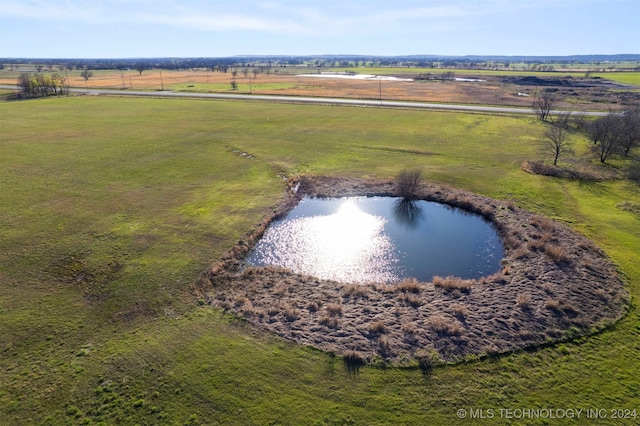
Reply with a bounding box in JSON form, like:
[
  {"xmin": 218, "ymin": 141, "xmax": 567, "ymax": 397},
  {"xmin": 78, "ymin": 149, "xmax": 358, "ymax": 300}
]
[
  {"xmin": 246, "ymin": 196, "xmax": 504, "ymax": 284},
  {"xmin": 297, "ymin": 73, "xmax": 414, "ymax": 82}
]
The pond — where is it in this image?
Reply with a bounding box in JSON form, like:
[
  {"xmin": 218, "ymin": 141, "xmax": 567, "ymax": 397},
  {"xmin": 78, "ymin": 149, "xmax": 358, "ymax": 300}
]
[{"xmin": 246, "ymin": 196, "xmax": 504, "ymax": 284}]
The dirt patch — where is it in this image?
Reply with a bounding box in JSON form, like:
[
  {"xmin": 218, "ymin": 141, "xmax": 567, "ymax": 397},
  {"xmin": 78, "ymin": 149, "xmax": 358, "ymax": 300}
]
[
  {"xmin": 502, "ymin": 75, "xmax": 628, "ymax": 89},
  {"xmin": 197, "ymin": 176, "xmax": 629, "ymax": 364},
  {"xmin": 521, "ymin": 160, "xmax": 622, "ymax": 181}
]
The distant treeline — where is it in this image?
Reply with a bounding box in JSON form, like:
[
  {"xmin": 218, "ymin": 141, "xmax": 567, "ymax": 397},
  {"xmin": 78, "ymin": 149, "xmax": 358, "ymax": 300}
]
[{"xmin": 2, "ymin": 54, "xmax": 639, "ymax": 73}]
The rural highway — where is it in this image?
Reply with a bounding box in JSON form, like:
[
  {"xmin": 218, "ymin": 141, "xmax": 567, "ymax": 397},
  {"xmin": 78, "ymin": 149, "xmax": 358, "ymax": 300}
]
[{"xmin": 0, "ymin": 85, "xmax": 611, "ymax": 117}]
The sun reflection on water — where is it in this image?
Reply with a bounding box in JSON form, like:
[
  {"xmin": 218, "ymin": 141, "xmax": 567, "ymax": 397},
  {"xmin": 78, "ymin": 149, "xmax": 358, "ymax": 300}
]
[{"xmin": 249, "ymin": 200, "xmax": 399, "ymax": 283}]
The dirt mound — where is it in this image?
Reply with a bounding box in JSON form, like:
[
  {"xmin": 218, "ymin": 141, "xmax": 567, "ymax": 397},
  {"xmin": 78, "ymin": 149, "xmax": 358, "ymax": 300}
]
[
  {"xmin": 503, "ymin": 75, "xmax": 627, "ymax": 88},
  {"xmin": 200, "ymin": 176, "xmax": 629, "ymax": 364}
]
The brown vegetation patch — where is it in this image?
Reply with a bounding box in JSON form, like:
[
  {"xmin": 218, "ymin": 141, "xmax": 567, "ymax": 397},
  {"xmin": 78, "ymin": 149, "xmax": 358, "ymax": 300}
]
[
  {"xmin": 198, "ymin": 175, "xmax": 629, "ymax": 364},
  {"xmin": 521, "ymin": 160, "xmax": 621, "ymax": 181}
]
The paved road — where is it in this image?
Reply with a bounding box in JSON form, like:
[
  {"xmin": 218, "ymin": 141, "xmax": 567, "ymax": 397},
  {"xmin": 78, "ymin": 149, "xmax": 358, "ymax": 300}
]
[{"xmin": 0, "ymin": 85, "xmax": 611, "ymax": 117}]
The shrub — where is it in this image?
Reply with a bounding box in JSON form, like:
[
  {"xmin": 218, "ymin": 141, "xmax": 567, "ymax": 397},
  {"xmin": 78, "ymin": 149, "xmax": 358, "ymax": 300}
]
[
  {"xmin": 283, "ymin": 307, "xmax": 299, "ymax": 321},
  {"xmin": 243, "ymin": 307, "xmax": 265, "ymax": 319},
  {"xmin": 562, "ymin": 303, "xmax": 581, "ymax": 316},
  {"xmin": 343, "ymin": 350, "xmax": 366, "ymax": 369},
  {"xmin": 394, "ymin": 278, "xmax": 422, "ymax": 293},
  {"xmin": 343, "ymin": 284, "xmax": 368, "ymax": 298},
  {"xmin": 516, "ymin": 293, "xmax": 532, "ymax": 308},
  {"xmin": 378, "ymin": 335, "xmax": 391, "ymax": 354},
  {"xmin": 595, "ymin": 288, "xmax": 608, "ymax": 301},
  {"xmin": 433, "ymin": 275, "xmax": 472, "ymax": 293},
  {"xmin": 234, "ymin": 296, "xmax": 251, "ymax": 307},
  {"xmin": 545, "ymin": 244, "xmax": 569, "ymax": 263},
  {"xmin": 319, "ymin": 314, "xmax": 338, "ymax": 328},
  {"xmin": 401, "ymin": 322, "xmax": 417, "ymax": 336},
  {"xmin": 429, "ymin": 315, "xmax": 463, "ymax": 335},
  {"xmin": 307, "ymin": 301, "xmax": 321, "ymax": 312},
  {"xmin": 521, "ymin": 160, "xmax": 564, "ymax": 177},
  {"xmin": 453, "ymin": 304, "xmax": 467, "ymax": 318},
  {"xmin": 532, "ymin": 216, "xmax": 555, "ymax": 232},
  {"xmin": 367, "ymin": 321, "xmax": 386, "ymax": 335},
  {"xmin": 400, "ymin": 293, "xmax": 422, "ymax": 308},
  {"xmin": 326, "ymin": 303, "xmax": 343, "ymax": 316},
  {"xmin": 396, "ymin": 168, "xmax": 423, "ymax": 200},
  {"xmin": 266, "ymin": 306, "xmax": 281, "ymax": 316},
  {"xmin": 545, "ymin": 298, "xmax": 562, "ymax": 313},
  {"xmin": 416, "ymin": 349, "xmax": 443, "ymax": 371},
  {"xmin": 512, "ymin": 245, "xmax": 531, "ymax": 259},
  {"xmin": 502, "ymin": 234, "xmax": 519, "ymax": 252}
]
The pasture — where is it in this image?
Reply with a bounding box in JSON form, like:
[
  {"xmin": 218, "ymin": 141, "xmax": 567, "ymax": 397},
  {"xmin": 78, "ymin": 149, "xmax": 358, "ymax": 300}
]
[{"xmin": 1, "ymin": 95, "xmax": 639, "ymax": 424}]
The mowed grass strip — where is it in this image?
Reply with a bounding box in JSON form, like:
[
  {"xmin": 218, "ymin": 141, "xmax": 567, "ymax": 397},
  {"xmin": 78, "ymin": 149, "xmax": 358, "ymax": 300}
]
[{"xmin": 1, "ymin": 95, "xmax": 638, "ymax": 425}]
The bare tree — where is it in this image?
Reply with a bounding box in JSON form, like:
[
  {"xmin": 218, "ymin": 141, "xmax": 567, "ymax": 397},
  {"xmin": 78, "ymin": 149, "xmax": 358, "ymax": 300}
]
[
  {"xmin": 618, "ymin": 109, "xmax": 640, "ymax": 157},
  {"xmin": 544, "ymin": 113, "xmax": 573, "ymax": 166},
  {"xmin": 534, "ymin": 91, "xmax": 554, "ymax": 122},
  {"xmin": 571, "ymin": 112, "xmax": 587, "ymax": 131},
  {"xmin": 17, "ymin": 73, "xmax": 35, "ymax": 97},
  {"xmin": 441, "ymin": 71, "xmax": 455, "ymax": 81},
  {"xmin": 587, "ymin": 113, "xmax": 621, "ymax": 163},
  {"xmin": 135, "ymin": 63, "xmax": 147, "ymax": 76},
  {"xmin": 80, "ymin": 69, "xmax": 93, "ymax": 91},
  {"xmin": 396, "ymin": 168, "xmax": 423, "ymax": 200}
]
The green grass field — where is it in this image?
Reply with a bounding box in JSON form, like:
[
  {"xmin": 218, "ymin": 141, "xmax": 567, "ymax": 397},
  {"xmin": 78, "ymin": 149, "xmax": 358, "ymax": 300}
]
[{"xmin": 1, "ymin": 95, "xmax": 639, "ymax": 425}]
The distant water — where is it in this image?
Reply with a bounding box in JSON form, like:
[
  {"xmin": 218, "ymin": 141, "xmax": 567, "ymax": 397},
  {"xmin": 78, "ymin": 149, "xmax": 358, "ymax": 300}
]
[{"xmin": 246, "ymin": 196, "xmax": 504, "ymax": 284}]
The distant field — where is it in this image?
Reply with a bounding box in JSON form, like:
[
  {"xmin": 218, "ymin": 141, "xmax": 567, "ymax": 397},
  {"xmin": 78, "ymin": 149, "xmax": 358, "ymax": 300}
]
[
  {"xmin": 334, "ymin": 67, "xmax": 640, "ymax": 85},
  {"xmin": 592, "ymin": 72, "xmax": 640, "ymax": 85},
  {"xmin": 2, "ymin": 66, "xmax": 637, "ymax": 111},
  {"xmin": 1, "ymin": 95, "xmax": 639, "ymax": 424},
  {"xmin": 171, "ymin": 81, "xmax": 319, "ymax": 93}
]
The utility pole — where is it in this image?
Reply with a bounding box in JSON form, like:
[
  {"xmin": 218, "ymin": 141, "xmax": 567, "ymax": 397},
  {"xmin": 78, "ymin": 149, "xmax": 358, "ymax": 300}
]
[{"xmin": 160, "ymin": 70, "xmax": 164, "ymax": 91}]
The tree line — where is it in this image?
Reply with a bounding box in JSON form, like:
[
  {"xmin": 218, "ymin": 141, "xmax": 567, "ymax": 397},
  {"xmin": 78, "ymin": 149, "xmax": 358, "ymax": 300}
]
[
  {"xmin": 4, "ymin": 54, "xmax": 638, "ymax": 74},
  {"xmin": 16, "ymin": 73, "xmax": 69, "ymax": 98},
  {"xmin": 535, "ymin": 93, "xmax": 640, "ymax": 183}
]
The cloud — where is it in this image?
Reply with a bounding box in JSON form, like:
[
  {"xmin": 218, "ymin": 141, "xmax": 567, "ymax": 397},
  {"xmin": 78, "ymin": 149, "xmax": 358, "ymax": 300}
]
[
  {"xmin": 139, "ymin": 13, "xmax": 310, "ymax": 34},
  {"xmin": 0, "ymin": 0, "xmax": 315, "ymax": 33},
  {"xmin": 0, "ymin": 0, "xmax": 629, "ymax": 37}
]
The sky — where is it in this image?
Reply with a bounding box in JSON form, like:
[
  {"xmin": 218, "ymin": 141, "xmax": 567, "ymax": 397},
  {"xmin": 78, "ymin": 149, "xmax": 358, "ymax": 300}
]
[{"xmin": 0, "ymin": 0, "xmax": 638, "ymax": 58}]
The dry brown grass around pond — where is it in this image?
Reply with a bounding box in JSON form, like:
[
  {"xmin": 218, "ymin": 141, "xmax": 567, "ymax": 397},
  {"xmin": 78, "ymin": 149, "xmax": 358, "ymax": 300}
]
[{"xmin": 197, "ymin": 176, "xmax": 629, "ymax": 364}]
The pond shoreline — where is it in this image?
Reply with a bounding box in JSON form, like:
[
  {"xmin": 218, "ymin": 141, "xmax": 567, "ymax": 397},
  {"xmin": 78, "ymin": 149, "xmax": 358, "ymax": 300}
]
[{"xmin": 198, "ymin": 176, "xmax": 629, "ymax": 364}]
